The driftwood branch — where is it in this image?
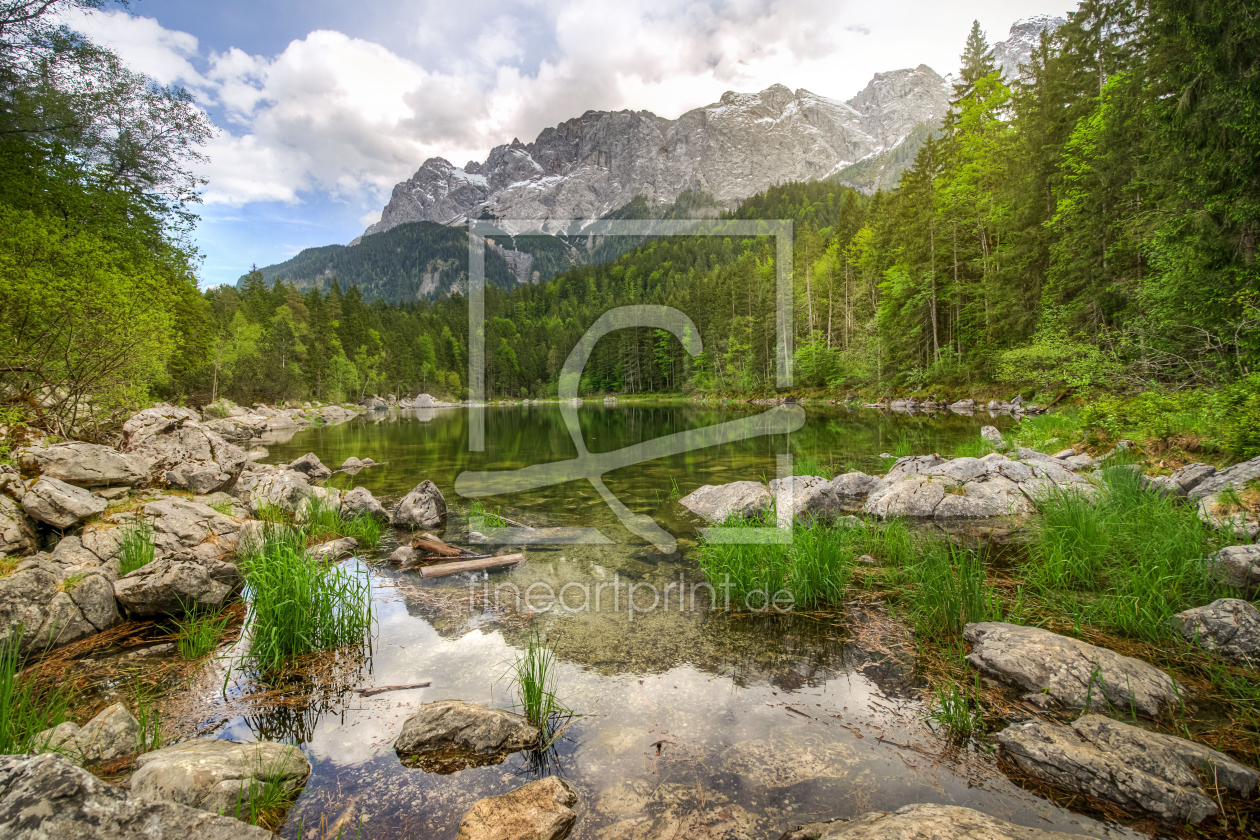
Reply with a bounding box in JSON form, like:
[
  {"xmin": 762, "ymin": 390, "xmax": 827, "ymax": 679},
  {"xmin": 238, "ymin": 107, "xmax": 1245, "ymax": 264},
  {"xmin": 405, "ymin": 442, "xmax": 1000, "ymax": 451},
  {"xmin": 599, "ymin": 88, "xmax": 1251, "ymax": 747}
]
[
  {"xmin": 354, "ymin": 682, "xmax": 431, "ymax": 697},
  {"xmin": 419, "ymin": 554, "xmax": 525, "ymax": 578}
]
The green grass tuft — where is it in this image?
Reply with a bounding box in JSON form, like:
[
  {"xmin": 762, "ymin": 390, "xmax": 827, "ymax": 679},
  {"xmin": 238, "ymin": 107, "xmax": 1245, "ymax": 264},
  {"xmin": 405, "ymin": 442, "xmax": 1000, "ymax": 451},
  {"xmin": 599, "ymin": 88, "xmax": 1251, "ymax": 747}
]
[
  {"xmin": 468, "ymin": 500, "xmax": 507, "ymax": 528},
  {"xmin": 0, "ymin": 628, "xmax": 69, "ymax": 754},
  {"xmin": 237, "ymin": 528, "xmax": 372, "ymax": 673},
  {"xmin": 927, "ymin": 674, "xmax": 985, "ymax": 741},
  {"xmin": 174, "ymin": 603, "xmax": 233, "ymax": 659},
  {"xmin": 118, "ymin": 520, "xmax": 155, "ymax": 576},
  {"xmin": 904, "ymin": 540, "xmax": 1003, "ymax": 636},
  {"xmin": 506, "ymin": 631, "xmax": 570, "ymax": 749},
  {"xmin": 1025, "ymin": 465, "xmax": 1230, "ymax": 641}
]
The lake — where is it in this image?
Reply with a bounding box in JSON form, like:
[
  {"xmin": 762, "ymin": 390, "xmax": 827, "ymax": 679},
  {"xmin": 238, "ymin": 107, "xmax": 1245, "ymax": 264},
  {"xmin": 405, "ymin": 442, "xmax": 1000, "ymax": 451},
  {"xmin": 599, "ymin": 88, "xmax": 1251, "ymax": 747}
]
[{"xmin": 198, "ymin": 403, "xmax": 1129, "ymax": 839}]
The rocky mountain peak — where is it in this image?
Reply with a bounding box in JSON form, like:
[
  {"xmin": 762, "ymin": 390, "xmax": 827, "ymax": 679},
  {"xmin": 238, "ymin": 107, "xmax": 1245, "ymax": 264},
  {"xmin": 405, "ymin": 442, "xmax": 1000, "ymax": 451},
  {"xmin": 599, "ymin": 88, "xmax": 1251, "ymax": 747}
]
[
  {"xmin": 361, "ymin": 73, "xmax": 950, "ymax": 240},
  {"xmin": 994, "ymin": 15, "xmax": 1066, "ymax": 81}
]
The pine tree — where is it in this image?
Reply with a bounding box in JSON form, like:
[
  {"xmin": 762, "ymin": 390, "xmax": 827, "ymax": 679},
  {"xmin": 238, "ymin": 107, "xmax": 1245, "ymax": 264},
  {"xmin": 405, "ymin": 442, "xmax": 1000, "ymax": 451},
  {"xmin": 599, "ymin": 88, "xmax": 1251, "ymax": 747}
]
[{"xmin": 953, "ymin": 20, "xmax": 998, "ymax": 102}]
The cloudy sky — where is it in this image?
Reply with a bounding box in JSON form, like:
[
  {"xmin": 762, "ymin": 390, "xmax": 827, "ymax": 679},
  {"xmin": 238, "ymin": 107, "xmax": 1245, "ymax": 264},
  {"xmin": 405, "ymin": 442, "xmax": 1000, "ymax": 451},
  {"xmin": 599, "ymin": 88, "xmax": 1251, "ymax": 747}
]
[{"xmin": 70, "ymin": 0, "xmax": 1068, "ymax": 287}]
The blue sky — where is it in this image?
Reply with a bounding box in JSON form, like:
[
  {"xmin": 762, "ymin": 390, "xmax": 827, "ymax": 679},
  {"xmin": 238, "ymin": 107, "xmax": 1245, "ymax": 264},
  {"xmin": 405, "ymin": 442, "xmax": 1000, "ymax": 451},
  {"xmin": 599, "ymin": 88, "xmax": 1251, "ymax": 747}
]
[{"xmin": 75, "ymin": 1, "xmax": 1068, "ymax": 288}]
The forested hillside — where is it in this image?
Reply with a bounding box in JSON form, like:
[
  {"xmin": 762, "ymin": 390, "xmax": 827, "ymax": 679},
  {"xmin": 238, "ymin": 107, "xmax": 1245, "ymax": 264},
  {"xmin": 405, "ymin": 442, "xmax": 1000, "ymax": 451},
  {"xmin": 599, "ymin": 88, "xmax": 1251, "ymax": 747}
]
[{"xmin": 2, "ymin": 0, "xmax": 1257, "ymax": 449}]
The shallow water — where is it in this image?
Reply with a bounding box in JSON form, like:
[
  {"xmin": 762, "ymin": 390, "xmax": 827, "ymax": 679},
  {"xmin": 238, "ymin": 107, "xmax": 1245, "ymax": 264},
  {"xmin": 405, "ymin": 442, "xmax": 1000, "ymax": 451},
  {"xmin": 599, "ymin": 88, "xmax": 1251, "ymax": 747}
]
[{"xmin": 205, "ymin": 404, "xmax": 1134, "ymax": 839}]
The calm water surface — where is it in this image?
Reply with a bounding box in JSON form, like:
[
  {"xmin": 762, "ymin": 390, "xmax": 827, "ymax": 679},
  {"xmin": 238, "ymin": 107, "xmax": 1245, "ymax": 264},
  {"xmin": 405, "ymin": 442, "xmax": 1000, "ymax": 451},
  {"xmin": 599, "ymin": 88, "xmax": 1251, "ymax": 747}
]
[{"xmin": 205, "ymin": 404, "xmax": 1131, "ymax": 840}]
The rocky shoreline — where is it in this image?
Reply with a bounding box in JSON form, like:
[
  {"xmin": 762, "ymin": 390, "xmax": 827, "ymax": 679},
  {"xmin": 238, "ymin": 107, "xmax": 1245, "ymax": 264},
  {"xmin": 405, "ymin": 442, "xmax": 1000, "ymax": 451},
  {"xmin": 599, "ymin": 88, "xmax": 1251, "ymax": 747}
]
[{"xmin": 2, "ymin": 403, "xmax": 1259, "ymax": 838}]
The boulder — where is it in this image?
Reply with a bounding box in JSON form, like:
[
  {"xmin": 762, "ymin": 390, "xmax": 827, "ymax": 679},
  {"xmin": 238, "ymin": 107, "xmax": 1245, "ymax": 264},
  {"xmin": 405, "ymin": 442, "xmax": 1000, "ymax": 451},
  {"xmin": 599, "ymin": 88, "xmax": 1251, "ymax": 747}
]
[
  {"xmin": 122, "ymin": 404, "xmax": 247, "ymax": 494},
  {"xmin": 21, "ymin": 477, "xmax": 106, "ymax": 528},
  {"xmin": 980, "ymin": 425, "xmax": 1007, "ymax": 450},
  {"xmin": 0, "ymin": 493, "xmax": 38, "ymax": 556},
  {"xmin": 394, "ymin": 700, "xmax": 539, "ymax": 773},
  {"xmin": 830, "ymin": 472, "xmax": 885, "ymax": 507},
  {"xmin": 342, "ymin": 486, "xmax": 388, "ymax": 521},
  {"xmin": 113, "ymin": 556, "xmax": 240, "ymax": 616},
  {"xmin": 813, "ymin": 803, "xmax": 1094, "ymax": 840},
  {"xmin": 64, "ymin": 572, "xmax": 121, "ymax": 631},
  {"xmin": 1173, "ymin": 598, "xmax": 1260, "ymax": 662},
  {"xmin": 288, "ymin": 452, "xmax": 332, "ymax": 480},
  {"xmin": 996, "ymin": 715, "xmax": 1258, "ymax": 824},
  {"xmin": 0, "ymin": 753, "xmax": 274, "ymax": 839},
  {"xmin": 769, "ymin": 475, "xmax": 842, "ymax": 521},
  {"xmin": 1204, "ymin": 544, "xmax": 1260, "ymax": 592},
  {"xmin": 131, "ymin": 740, "xmax": 310, "ymax": 817},
  {"xmin": 32, "ymin": 721, "xmax": 84, "ymax": 760},
  {"xmin": 74, "ymin": 702, "xmax": 140, "ymax": 763},
  {"xmin": 883, "ymin": 454, "xmax": 946, "ymax": 482},
  {"xmin": 308, "ymin": 537, "xmax": 358, "ymax": 561},
  {"xmin": 18, "ymin": 442, "xmax": 145, "ymax": 488},
  {"xmin": 964, "ymin": 622, "xmax": 1182, "ymax": 717},
  {"xmin": 456, "ymin": 776, "xmax": 578, "ymax": 840},
  {"xmin": 248, "ymin": 469, "xmax": 312, "ymax": 513},
  {"xmin": 678, "ymin": 481, "xmax": 772, "ymax": 523},
  {"xmin": 864, "ymin": 477, "xmax": 946, "ymax": 519},
  {"xmin": 1187, "ymin": 454, "xmax": 1260, "ymax": 501},
  {"xmin": 0, "ymin": 568, "xmax": 113, "ymax": 655},
  {"xmin": 391, "ymin": 480, "xmax": 448, "ymax": 529},
  {"xmin": 144, "ymin": 498, "xmax": 242, "ymax": 557}
]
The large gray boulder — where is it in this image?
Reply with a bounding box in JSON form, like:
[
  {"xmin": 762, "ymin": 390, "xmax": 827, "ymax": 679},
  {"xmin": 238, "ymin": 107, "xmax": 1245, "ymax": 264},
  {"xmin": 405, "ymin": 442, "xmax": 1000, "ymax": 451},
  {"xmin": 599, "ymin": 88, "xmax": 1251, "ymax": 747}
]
[
  {"xmin": 1204, "ymin": 544, "xmax": 1260, "ymax": 592},
  {"xmin": 830, "ymin": 472, "xmax": 885, "ymax": 507},
  {"xmin": 131, "ymin": 740, "xmax": 310, "ymax": 817},
  {"xmin": 0, "ymin": 567, "xmax": 118, "ymax": 656},
  {"xmin": 113, "ymin": 556, "xmax": 240, "ymax": 616},
  {"xmin": 813, "ymin": 803, "xmax": 1094, "ymax": 840},
  {"xmin": 678, "ymin": 481, "xmax": 772, "ymax": 523},
  {"xmin": 122, "ymin": 404, "xmax": 247, "ymax": 494},
  {"xmin": 1173, "ymin": 598, "xmax": 1260, "ymax": 662},
  {"xmin": 0, "ymin": 753, "xmax": 274, "ymax": 839},
  {"xmin": 391, "ymin": 480, "xmax": 448, "ymax": 529},
  {"xmin": 144, "ymin": 498, "xmax": 242, "ymax": 558},
  {"xmin": 964, "ymin": 622, "xmax": 1182, "ymax": 716},
  {"xmin": 0, "ymin": 493, "xmax": 38, "ymax": 556},
  {"xmin": 247, "ymin": 469, "xmax": 312, "ymax": 513},
  {"xmin": 456, "ymin": 776, "xmax": 578, "ymax": 840},
  {"xmin": 394, "ymin": 700, "xmax": 539, "ymax": 773},
  {"xmin": 21, "ymin": 477, "xmax": 106, "ymax": 528},
  {"xmin": 996, "ymin": 715, "xmax": 1258, "ymax": 824},
  {"xmin": 1188, "ymin": 454, "xmax": 1260, "ymax": 500},
  {"xmin": 342, "ymin": 486, "xmax": 388, "ymax": 521},
  {"xmin": 769, "ymin": 475, "xmax": 842, "ymax": 521},
  {"xmin": 18, "ymin": 442, "xmax": 145, "ymax": 488}
]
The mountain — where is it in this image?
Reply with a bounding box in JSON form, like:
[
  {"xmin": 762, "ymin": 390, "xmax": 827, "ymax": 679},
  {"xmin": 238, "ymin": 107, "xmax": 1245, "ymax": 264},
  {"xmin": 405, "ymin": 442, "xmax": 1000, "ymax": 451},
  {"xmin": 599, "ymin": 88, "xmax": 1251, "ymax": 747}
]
[
  {"xmin": 993, "ymin": 15, "xmax": 1066, "ymax": 81},
  {"xmin": 358, "ymin": 67, "xmax": 951, "ymax": 240},
  {"xmin": 250, "ymin": 190, "xmax": 724, "ymax": 302}
]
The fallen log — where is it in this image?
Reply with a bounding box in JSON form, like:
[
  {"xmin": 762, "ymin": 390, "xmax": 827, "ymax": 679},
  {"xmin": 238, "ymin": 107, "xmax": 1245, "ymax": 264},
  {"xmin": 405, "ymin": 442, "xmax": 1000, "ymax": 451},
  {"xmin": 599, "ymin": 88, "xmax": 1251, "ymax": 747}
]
[
  {"xmin": 411, "ymin": 532, "xmax": 466, "ymax": 557},
  {"xmin": 355, "ymin": 681, "xmax": 431, "ymax": 697},
  {"xmin": 419, "ymin": 553, "xmax": 525, "ymax": 578}
]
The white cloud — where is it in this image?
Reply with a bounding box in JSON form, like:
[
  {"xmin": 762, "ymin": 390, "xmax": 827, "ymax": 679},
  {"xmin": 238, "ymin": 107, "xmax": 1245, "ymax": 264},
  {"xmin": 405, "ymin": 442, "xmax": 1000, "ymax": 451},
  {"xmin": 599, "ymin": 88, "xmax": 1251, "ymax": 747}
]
[{"xmin": 65, "ymin": 1, "xmax": 1066, "ymax": 209}]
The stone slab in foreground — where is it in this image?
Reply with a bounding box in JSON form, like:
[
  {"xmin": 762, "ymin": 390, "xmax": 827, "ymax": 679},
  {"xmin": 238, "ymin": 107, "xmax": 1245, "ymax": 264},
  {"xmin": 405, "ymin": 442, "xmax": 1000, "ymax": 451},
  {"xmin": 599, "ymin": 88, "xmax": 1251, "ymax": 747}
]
[
  {"xmin": 809, "ymin": 803, "xmax": 1095, "ymax": 840},
  {"xmin": 0, "ymin": 753, "xmax": 273, "ymax": 839},
  {"xmin": 996, "ymin": 715, "xmax": 1258, "ymax": 824},
  {"xmin": 964, "ymin": 622, "xmax": 1182, "ymax": 717},
  {"xmin": 456, "ymin": 776, "xmax": 578, "ymax": 840}
]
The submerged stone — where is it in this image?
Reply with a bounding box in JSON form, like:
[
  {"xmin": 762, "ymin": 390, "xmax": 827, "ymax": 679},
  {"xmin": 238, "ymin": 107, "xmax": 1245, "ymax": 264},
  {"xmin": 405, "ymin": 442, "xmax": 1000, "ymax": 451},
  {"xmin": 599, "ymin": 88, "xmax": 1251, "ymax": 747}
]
[
  {"xmin": 456, "ymin": 776, "xmax": 578, "ymax": 840},
  {"xmin": 394, "ymin": 700, "xmax": 539, "ymax": 773}
]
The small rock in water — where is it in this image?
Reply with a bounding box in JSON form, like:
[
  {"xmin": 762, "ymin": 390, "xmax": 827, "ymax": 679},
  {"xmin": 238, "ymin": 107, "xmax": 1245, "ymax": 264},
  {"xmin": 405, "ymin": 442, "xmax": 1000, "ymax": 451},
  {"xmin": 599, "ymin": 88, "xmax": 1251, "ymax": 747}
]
[
  {"xmin": 309, "ymin": 537, "xmax": 358, "ymax": 561},
  {"xmin": 391, "ymin": 480, "xmax": 448, "ymax": 529},
  {"xmin": 74, "ymin": 702, "xmax": 141, "ymax": 763},
  {"xmin": 678, "ymin": 481, "xmax": 771, "ymax": 523},
  {"xmin": 394, "ymin": 700, "xmax": 539, "ymax": 773},
  {"xmin": 456, "ymin": 776, "xmax": 578, "ymax": 840},
  {"xmin": 288, "ymin": 452, "xmax": 332, "ymax": 480},
  {"xmin": 342, "ymin": 486, "xmax": 388, "ymax": 521}
]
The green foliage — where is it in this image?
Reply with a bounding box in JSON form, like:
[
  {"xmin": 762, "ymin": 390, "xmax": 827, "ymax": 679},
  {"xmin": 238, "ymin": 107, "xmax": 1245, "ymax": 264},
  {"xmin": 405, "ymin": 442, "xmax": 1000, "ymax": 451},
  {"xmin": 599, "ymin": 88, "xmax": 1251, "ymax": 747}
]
[
  {"xmin": 174, "ymin": 604, "xmax": 233, "ymax": 660},
  {"xmin": 1026, "ymin": 465, "xmax": 1230, "ymax": 641},
  {"xmin": 133, "ymin": 683, "xmax": 163, "ymax": 754},
  {"xmin": 506, "ymin": 632, "xmax": 570, "ymax": 741},
  {"xmin": 927, "ymin": 674, "xmax": 985, "ymax": 741},
  {"xmin": 695, "ymin": 518, "xmax": 894, "ymax": 610},
  {"xmin": 118, "ymin": 521, "xmax": 156, "ymax": 576},
  {"xmin": 904, "ymin": 540, "xmax": 1002, "ymax": 636},
  {"xmin": 299, "ymin": 494, "xmax": 380, "ymax": 550},
  {"xmin": 237, "ymin": 529, "xmax": 372, "ymax": 673},
  {"xmin": 1, "ymin": 628, "xmax": 69, "ymax": 755},
  {"xmin": 1006, "ymin": 411, "xmax": 1085, "ymax": 453},
  {"xmin": 224, "ymin": 746, "xmax": 305, "ymax": 830}
]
